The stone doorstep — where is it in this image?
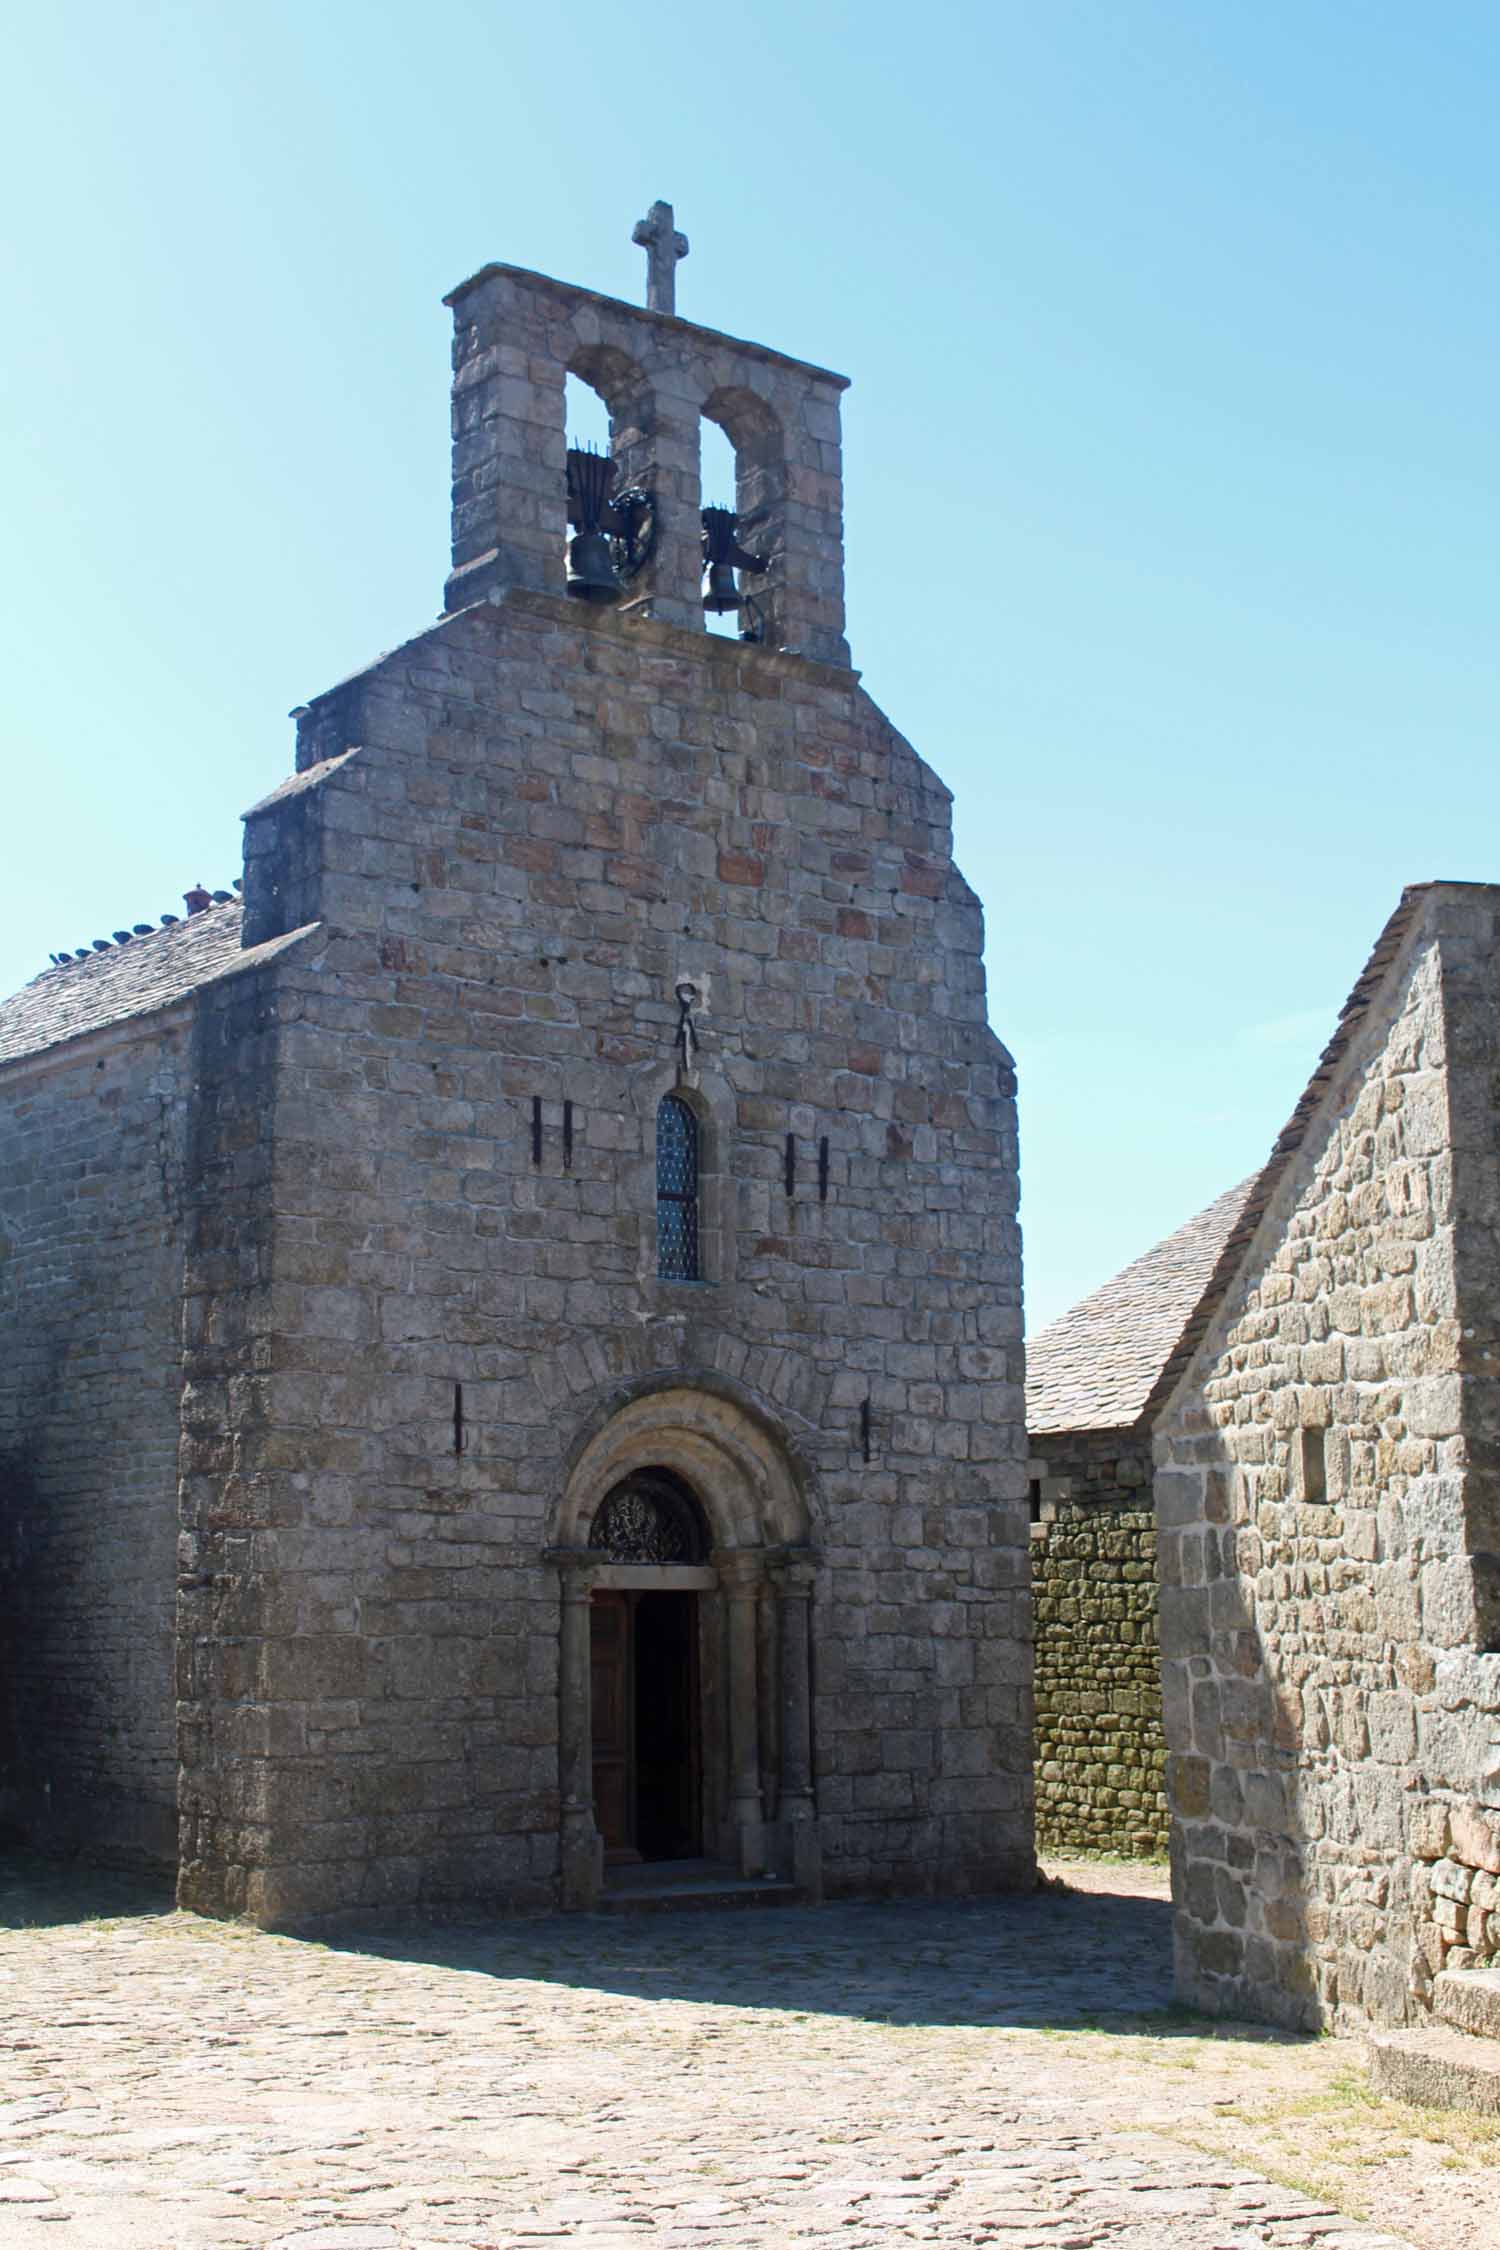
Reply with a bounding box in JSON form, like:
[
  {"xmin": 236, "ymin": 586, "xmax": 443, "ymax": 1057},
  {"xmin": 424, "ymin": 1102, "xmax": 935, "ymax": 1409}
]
[
  {"xmin": 1368, "ymin": 2023, "xmax": 1500, "ymax": 2114},
  {"xmin": 598, "ymin": 1858, "xmax": 802, "ymax": 1914},
  {"xmin": 1434, "ymin": 1965, "xmax": 1500, "ymax": 2042}
]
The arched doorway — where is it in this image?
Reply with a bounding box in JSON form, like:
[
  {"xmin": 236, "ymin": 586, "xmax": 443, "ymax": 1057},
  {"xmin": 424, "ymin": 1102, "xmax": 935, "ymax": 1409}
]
[
  {"xmin": 587, "ymin": 1469, "xmax": 708, "ymax": 1865},
  {"xmin": 547, "ymin": 1387, "xmax": 819, "ymax": 1909}
]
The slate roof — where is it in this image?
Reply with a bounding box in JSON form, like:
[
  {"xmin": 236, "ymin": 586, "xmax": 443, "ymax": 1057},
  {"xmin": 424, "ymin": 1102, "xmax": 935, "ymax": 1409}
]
[
  {"xmin": 0, "ymin": 902, "xmax": 313, "ymax": 1068},
  {"xmin": 1026, "ymin": 1177, "xmax": 1260, "ymax": 1436},
  {"xmin": 1144, "ymin": 880, "xmax": 1500, "ymax": 1425},
  {"xmin": 1028, "ymin": 880, "xmax": 1500, "ymax": 1440}
]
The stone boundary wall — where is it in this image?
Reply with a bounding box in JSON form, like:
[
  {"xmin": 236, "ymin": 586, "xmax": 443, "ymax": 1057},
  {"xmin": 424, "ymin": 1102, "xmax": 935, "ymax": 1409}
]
[
  {"xmin": 1029, "ymin": 1429, "xmax": 1167, "ymax": 1856},
  {"xmin": 0, "ymin": 1018, "xmax": 191, "ymax": 1867},
  {"xmin": 1411, "ymin": 1797, "xmax": 1500, "ymax": 1985}
]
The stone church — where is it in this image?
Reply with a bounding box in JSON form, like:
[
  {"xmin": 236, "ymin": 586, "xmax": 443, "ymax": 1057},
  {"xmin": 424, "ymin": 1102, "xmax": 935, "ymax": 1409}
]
[{"xmin": 0, "ymin": 213, "xmax": 1032, "ymax": 1923}]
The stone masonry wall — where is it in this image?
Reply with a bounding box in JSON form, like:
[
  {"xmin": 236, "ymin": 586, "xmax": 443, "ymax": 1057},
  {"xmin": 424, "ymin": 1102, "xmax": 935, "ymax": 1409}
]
[
  {"xmin": 176, "ymin": 947, "xmax": 298, "ymax": 1914},
  {"xmin": 1409, "ymin": 890, "xmax": 1500, "ymax": 1994},
  {"xmin": 442, "ymin": 260, "xmax": 850, "ymax": 664},
  {"xmin": 1029, "ymin": 1428, "xmax": 1167, "ymax": 1855},
  {"xmin": 1156, "ymin": 900, "xmax": 1500, "ymax": 2033},
  {"xmin": 179, "ymin": 589, "xmax": 1032, "ymax": 1923},
  {"xmin": 1445, "ymin": 887, "xmax": 1500, "ymax": 1652},
  {"xmin": 0, "ymin": 1017, "xmax": 191, "ymax": 1866}
]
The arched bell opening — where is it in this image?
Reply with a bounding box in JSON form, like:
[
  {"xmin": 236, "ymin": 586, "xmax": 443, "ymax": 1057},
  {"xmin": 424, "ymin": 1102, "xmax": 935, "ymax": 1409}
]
[
  {"xmin": 698, "ymin": 417, "xmax": 743, "ymax": 639},
  {"xmin": 549, "ymin": 1389, "xmax": 820, "ymax": 1909},
  {"xmin": 700, "ymin": 385, "xmax": 785, "ymax": 647},
  {"xmin": 561, "ymin": 347, "xmax": 657, "ymax": 609}
]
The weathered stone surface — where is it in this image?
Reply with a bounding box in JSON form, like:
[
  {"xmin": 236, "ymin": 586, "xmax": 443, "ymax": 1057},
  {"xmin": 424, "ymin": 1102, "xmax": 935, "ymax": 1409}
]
[
  {"xmin": 442, "ymin": 258, "xmax": 851, "ymax": 664},
  {"xmin": 1155, "ymin": 884, "xmax": 1500, "ymax": 2033},
  {"xmin": 0, "ymin": 1017, "xmax": 193, "ymax": 1866},
  {"xmin": 1369, "ymin": 2022, "xmax": 1500, "ymax": 2113},
  {"xmin": 0, "ymin": 248, "xmax": 1032, "ymax": 1924},
  {"xmin": 1028, "ymin": 1439, "xmax": 1168, "ymax": 1854},
  {"xmin": 1024, "ymin": 1187, "xmax": 1256, "ymax": 1859},
  {"xmin": 1434, "ymin": 1965, "xmax": 1500, "ymax": 2041},
  {"xmin": 0, "ymin": 1849, "xmax": 1436, "ymax": 2250}
]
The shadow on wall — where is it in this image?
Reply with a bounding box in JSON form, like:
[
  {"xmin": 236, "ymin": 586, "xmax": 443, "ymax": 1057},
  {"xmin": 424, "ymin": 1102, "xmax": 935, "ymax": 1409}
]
[
  {"xmin": 1156, "ymin": 900, "xmax": 1500, "ymax": 2035},
  {"xmin": 0, "ymin": 1442, "xmax": 38, "ymax": 1842},
  {"xmin": 1158, "ymin": 1454, "xmax": 1327, "ymax": 2031},
  {"xmin": 1160, "ymin": 1442, "xmax": 1500, "ymax": 2032}
]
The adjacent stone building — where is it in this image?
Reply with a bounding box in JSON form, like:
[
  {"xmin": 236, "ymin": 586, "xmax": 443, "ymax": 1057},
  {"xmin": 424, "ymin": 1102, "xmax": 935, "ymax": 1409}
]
[
  {"xmin": 1025, "ymin": 1182, "xmax": 1252, "ymax": 1855},
  {"xmin": 1154, "ymin": 882, "xmax": 1500, "ymax": 2040},
  {"xmin": 0, "ymin": 225, "xmax": 1033, "ymax": 1923}
]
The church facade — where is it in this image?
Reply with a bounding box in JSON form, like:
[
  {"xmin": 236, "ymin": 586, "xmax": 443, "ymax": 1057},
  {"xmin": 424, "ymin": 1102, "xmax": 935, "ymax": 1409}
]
[{"xmin": 0, "ymin": 229, "xmax": 1032, "ymax": 1922}]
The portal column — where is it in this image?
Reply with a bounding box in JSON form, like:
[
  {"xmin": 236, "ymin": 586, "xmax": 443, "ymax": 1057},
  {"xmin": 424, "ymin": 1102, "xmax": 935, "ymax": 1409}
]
[
  {"xmin": 719, "ymin": 1550, "xmax": 766, "ymax": 1876},
  {"xmin": 776, "ymin": 1550, "xmax": 822, "ymax": 1898},
  {"xmin": 548, "ymin": 1548, "xmax": 601, "ymax": 1910}
]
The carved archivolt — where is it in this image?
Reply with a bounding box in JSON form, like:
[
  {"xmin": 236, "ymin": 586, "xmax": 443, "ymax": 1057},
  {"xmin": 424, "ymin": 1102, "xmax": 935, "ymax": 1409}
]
[{"xmin": 557, "ymin": 1386, "xmax": 809, "ymax": 1553}]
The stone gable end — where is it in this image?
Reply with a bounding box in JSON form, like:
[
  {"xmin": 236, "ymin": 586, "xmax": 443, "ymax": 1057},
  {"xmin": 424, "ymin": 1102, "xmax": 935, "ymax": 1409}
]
[
  {"xmin": 1154, "ymin": 887, "xmax": 1500, "ymax": 2032},
  {"xmin": 174, "ymin": 587, "xmax": 1030, "ymax": 1921}
]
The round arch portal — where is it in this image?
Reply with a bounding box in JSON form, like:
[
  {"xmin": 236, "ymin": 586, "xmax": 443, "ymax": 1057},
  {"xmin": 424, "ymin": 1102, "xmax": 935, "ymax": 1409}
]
[
  {"xmin": 554, "ymin": 1384, "xmax": 811, "ymax": 1553},
  {"xmin": 549, "ymin": 1385, "xmax": 819, "ymax": 1911}
]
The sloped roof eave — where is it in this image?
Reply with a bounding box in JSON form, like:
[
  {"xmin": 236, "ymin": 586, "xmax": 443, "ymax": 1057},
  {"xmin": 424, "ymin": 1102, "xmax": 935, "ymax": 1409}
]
[{"xmin": 0, "ymin": 906, "xmax": 321, "ymax": 1071}]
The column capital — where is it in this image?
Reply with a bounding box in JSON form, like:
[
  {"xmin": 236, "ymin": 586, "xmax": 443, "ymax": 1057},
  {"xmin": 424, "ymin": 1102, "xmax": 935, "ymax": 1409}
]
[
  {"xmin": 714, "ymin": 1547, "xmax": 768, "ymax": 1592},
  {"xmin": 545, "ymin": 1546, "xmax": 598, "ymax": 1589},
  {"xmin": 771, "ymin": 1545, "xmax": 818, "ymax": 1594}
]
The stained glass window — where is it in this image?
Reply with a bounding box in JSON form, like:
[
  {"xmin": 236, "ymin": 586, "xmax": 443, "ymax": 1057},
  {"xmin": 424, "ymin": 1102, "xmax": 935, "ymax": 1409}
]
[{"xmin": 656, "ymin": 1095, "xmax": 700, "ymax": 1281}]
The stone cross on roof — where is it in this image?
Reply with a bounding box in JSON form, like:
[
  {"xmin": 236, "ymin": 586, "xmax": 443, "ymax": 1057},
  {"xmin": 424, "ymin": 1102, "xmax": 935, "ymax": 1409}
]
[{"xmin": 632, "ymin": 200, "xmax": 689, "ymax": 315}]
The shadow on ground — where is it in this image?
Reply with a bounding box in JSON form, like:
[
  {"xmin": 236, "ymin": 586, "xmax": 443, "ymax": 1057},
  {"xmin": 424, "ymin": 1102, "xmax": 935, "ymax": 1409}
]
[
  {"xmin": 0, "ymin": 1847, "xmax": 173, "ymax": 1929},
  {"xmin": 325, "ymin": 1882, "xmax": 1306, "ymax": 2043},
  {"xmin": 0, "ymin": 1848, "xmax": 1310, "ymax": 2051}
]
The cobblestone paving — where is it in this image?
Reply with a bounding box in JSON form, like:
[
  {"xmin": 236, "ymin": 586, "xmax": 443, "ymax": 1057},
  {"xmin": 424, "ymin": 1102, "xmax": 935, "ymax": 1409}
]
[{"xmin": 0, "ymin": 1856, "xmax": 1417, "ymax": 2250}]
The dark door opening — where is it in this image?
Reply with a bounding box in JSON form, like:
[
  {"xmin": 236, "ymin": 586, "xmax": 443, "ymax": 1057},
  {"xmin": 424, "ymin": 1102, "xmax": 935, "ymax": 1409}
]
[{"xmin": 590, "ymin": 1588, "xmax": 701, "ymax": 1863}]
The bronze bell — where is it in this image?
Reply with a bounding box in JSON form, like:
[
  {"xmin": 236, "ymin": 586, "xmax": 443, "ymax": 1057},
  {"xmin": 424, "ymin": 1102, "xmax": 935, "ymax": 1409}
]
[
  {"xmin": 565, "ymin": 527, "xmax": 621, "ymax": 604},
  {"xmin": 565, "ymin": 446, "xmax": 622, "ymax": 604},
  {"xmin": 701, "ymin": 505, "xmax": 765, "ymax": 617},
  {"xmin": 702, "ymin": 558, "xmax": 742, "ymax": 613}
]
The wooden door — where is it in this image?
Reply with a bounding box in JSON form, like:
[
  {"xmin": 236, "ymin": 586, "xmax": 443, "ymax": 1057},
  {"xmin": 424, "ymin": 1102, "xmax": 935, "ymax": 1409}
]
[
  {"xmin": 634, "ymin": 1590, "xmax": 701, "ymax": 1860},
  {"xmin": 589, "ymin": 1591, "xmax": 639, "ymax": 1862}
]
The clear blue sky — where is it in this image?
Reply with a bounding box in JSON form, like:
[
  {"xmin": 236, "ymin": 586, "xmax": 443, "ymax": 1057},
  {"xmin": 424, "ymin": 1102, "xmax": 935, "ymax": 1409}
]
[{"xmin": 4, "ymin": 3, "xmax": 1499, "ymax": 1331}]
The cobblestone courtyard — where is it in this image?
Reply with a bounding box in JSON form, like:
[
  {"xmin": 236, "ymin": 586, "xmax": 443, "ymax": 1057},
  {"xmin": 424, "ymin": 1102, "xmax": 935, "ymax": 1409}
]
[{"xmin": 3, "ymin": 1857, "xmax": 1497, "ymax": 2250}]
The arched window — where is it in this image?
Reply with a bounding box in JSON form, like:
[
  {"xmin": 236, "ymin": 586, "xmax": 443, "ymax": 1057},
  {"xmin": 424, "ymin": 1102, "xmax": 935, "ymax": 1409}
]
[
  {"xmin": 587, "ymin": 1468, "xmax": 709, "ymax": 1563},
  {"xmin": 656, "ymin": 1095, "xmax": 700, "ymax": 1280}
]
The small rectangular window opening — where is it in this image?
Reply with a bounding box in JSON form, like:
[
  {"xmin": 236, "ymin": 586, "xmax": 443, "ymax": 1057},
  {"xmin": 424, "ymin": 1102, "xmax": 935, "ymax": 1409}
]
[
  {"xmin": 784, "ymin": 1131, "xmax": 797, "ymax": 1198},
  {"xmin": 859, "ymin": 1396, "xmax": 872, "ymax": 1464},
  {"xmin": 818, "ymin": 1135, "xmax": 830, "ymax": 1202},
  {"xmin": 562, "ymin": 1100, "xmax": 575, "ymax": 1171},
  {"xmin": 1030, "ymin": 1477, "xmax": 1043, "ymax": 1525},
  {"xmin": 530, "ymin": 1095, "xmax": 543, "ymax": 1167},
  {"xmin": 453, "ymin": 1382, "xmax": 465, "ymax": 1458},
  {"xmin": 1296, "ymin": 1425, "xmax": 1328, "ymax": 1504}
]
